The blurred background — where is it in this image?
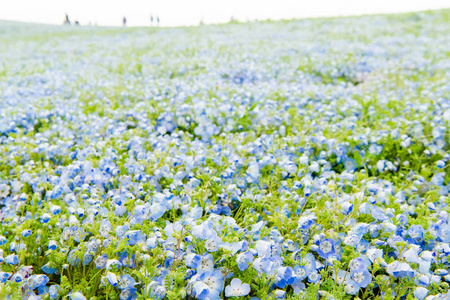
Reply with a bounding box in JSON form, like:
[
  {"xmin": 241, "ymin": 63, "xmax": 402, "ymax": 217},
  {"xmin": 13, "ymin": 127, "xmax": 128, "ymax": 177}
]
[{"xmin": 1, "ymin": 0, "xmax": 449, "ymax": 27}]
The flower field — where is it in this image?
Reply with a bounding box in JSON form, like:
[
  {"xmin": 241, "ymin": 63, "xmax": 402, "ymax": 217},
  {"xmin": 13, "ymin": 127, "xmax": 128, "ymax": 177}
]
[{"xmin": 1, "ymin": 9, "xmax": 450, "ymax": 300}]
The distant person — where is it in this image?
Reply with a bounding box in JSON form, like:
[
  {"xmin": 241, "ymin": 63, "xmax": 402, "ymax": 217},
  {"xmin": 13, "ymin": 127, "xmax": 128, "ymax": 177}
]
[
  {"xmin": 150, "ymin": 15, "xmax": 154, "ymax": 26},
  {"xmin": 63, "ymin": 14, "xmax": 71, "ymax": 25},
  {"xmin": 123, "ymin": 16, "xmax": 127, "ymax": 27},
  {"xmin": 156, "ymin": 16, "xmax": 160, "ymax": 26}
]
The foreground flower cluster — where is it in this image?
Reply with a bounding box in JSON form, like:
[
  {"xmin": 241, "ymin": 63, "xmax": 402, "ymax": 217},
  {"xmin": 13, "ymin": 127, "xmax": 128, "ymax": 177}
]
[{"xmin": 0, "ymin": 10, "xmax": 450, "ymax": 300}]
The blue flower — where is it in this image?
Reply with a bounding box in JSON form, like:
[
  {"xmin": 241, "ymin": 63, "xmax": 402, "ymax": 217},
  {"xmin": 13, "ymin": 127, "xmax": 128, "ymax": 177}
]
[
  {"xmin": 50, "ymin": 205, "xmax": 61, "ymax": 215},
  {"xmin": 185, "ymin": 269, "xmax": 195, "ymax": 280},
  {"xmin": 341, "ymin": 202, "xmax": 353, "ymax": 215},
  {"xmin": 402, "ymin": 246, "xmax": 420, "ymax": 263},
  {"xmin": 435, "ymin": 269, "xmax": 448, "ymax": 276},
  {"xmin": 41, "ymin": 263, "xmax": 57, "ymax": 274},
  {"xmin": 225, "ymin": 278, "xmax": 250, "ymax": 297},
  {"xmin": 345, "ymin": 279, "xmax": 361, "ymax": 295},
  {"xmin": 106, "ymin": 272, "xmax": 118, "ymax": 287},
  {"xmin": 236, "ymin": 252, "xmax": 254, "ymax": 271},
  {"xmin": 371, "ymin": 206, "xmax": 387, "ymax": 221},
  {"xmin": 274, "ymin": 289, "xmax": 286, "ymax": 299},
  {"xmin": 252, "ymin": 257, "xmax": 273, "ymax": 275},
  {"xmin": 68, "ymin": 291, "xmax": 86, "ymax": 300},
  {"xmin": 276, "ymin": 267, "xmax": 295, "ymax": 288},
  {"xmin": 198, "ymin": 270, "xmax": 224, "ymax": 298},
  {"xmin": 205, "ymin": 236, "xmax": 222, "ymax": 252},
  {"xmin": 351, "ymin": 270, "xmax": 372, "ymax": 288},
  {"xmin": 38, "ymin": 285, "xmax": 49, "ymax": 295},
  {"xmin": 414, "ymin": 287, "xmax": 429, "ymax": 300},
  {"xmin": 12, "ymin": 273, "xmax": 22, "ymax": 282},
  {"xmin": 297, "ymin": 215, "xmax": 316, "ymax": 230},
  {"xmin": 120, "ymin": 288, "xmax": 137, "ymax": 300},
  {"xmin": 68, "ymin": 249, "xmax": 81, "ymax": 266},
  {"xmin": 302, "ymin": 253, "xmax": 317, "ymax": 273},
  {"xmin": 49, "ymin": 285, "xmax": 59, "ymax": 299},
  {"xmin": 344, "ymin": 234, "xmax": 361, "ymax": 247},
  {"xmin": 193, "ymin": 281, "xmax": 210, "ymax": 299},
  {"xmin": 317, "ymin": 238, "xmax": 336, "ymax": 259},
  {"xmin": 114, "ymin": 205, "xmax": 127, "ymax": 216},
  {"xmin": 99, "ymin": 220, "xmax": 112, "ymax": 238},
  {"xmin": 246, "ymin": 162, "xmax": 260, "ymax": 184},
  {"xmin": 48, "ymin": 240, "xmax": 57, "ymax": 250},
  {"xmin": 438, "ymin": 224, "xmax": 450, "ymax": 243},
  {"xmin": 0, "ymin": 272, "xmax": 10, "ymax": 283},
  {"xmin": 106, "ymin": 259, "xmax": 122, "ymax": 270},
  {"xmin": 124, "ymin": 230, "xmax": 146, "ymax": 245},
  {"xmin": 197, "ymin": 254, "xmax": 214, "ymax": 274},
  {"xmin": 95, "ymin": 254, "xmax": 108, "ymax": 269},
  {"xmin": 146, "ymin": 281, "xmax": 166, "ymax": 299},
  {"xmin": 118, "ymin": 274, "xmax": 136, "ymax": 290},
  {"xmin": 186, "ymin": 253, "xmax": 202, "ymax": 269},
  {"xmin": 291, "ymin": 277, "xmax": 306, "ymax": 294},
  {"xmin": 387, "ymin": 261, "xmax": 415, "ymax": 278},
  {"xmin": 367, "ymin": 248, "xmax": 383, "ymax": 263},
  {"xmin": 406, "ymin": 225, "xmax": 425, "ymax": 244},
  {"xmin": 348, "ymin": 257, "xmax": 366, "ymax": 273},
  {"xmin": 119, "ymin": 252, "xmax": 136, "ymax": 269},
  {"xmin": 84, "ymin": 252, "xmax": 93, "ymax": 265},
  {"xmin": 146, "ymin": 237, "xmax": 158, "ymax": 249},
  {"xmin": 308, "ymin": 270, "xmax": 321, "ymax": 283},
  {"xmin": 154, "ymin": 286, "xmax": 167, "ymax": 299},
  {"xmin": 417, "ymin": 274, "xmax": 429, "ymax": 286},
  {"xmin": 5, "ymin": 254, "xmax": 19, "ymax": 265},
  {"xmin": 115, "ymin": 225, "xmax": 130, "ymax": 237},
  {"xmin": 150, "ymin": 203, "xmax": 167, "ymax": 221},
  {"xmin": 40, "ymin": 213, "xmax": 51, "ymax": 223},
  {"xmin": 294, "ymin": 265, "xmax": 309, "ymax": 280}
]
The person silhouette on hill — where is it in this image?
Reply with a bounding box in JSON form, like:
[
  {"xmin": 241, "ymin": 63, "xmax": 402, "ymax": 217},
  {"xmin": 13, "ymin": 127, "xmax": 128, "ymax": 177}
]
[
  {"xmin": 63, "ymin": 14, "xmax": 71, "ymax": 25},
  {"xmin": 123, "ymin": 16, "xmax": 127, "ymax": 27},
  {"xmin": 150, "ymin": 15, "xmax": 154, "ymax": 26}
]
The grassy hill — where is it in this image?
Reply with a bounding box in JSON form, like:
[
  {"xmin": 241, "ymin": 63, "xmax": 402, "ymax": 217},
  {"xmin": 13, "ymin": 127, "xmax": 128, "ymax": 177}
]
[{"xmin": 0, "ymin": 9, "xmax": 449, "ymax": 300}]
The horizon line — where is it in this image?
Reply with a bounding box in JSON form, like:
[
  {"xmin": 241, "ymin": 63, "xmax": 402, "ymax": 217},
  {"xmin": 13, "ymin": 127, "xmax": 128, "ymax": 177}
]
[{"xmin": 0, "ymin": 7, "xmax": 449, "ymax": 29}]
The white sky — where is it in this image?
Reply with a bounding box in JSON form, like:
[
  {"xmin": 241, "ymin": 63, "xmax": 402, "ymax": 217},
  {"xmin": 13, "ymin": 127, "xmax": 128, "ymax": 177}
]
[{"xmin": 0, "ymin": 0, "xmax": 449, "ymax": 27}]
